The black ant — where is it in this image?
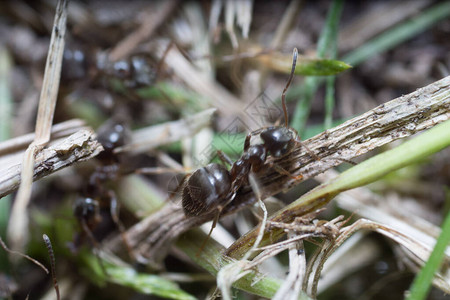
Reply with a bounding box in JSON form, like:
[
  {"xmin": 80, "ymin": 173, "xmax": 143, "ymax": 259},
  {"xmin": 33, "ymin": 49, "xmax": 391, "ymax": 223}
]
[
  {"xmin": 95, "ymin": 52, "xmax": 158, "ymax": 89},
  {"xmin": 181, "ymin": 48, "xmax": 315, "ymax": 243},
  {"xmin": 70, "ymin": 122, "xmax": 135, "ymax": 261}
]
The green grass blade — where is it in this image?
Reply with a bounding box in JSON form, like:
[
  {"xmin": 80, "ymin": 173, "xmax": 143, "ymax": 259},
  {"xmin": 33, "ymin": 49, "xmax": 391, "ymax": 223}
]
[
  {"xmin": 291, "ymin": 0, "xmax": 344, "ymax": 133},
  {"xmin": 0, "ymin": 46, "xmax": 12, "ymax": 271},
  {"xmin": 316, "ymin": 0, "xmax": 343, "ymax": 58},
  {"xmin": 261, "ymin": 55, "xmax": 350, "ymax": 76},
  {"xmin": 343, "ymin": 1, "xmax": 450, "ymax": 66},
  {"xmin": 406, "ymin": 207, "xmax": 450, "ymax": 300},
  {"xmin": 290, "ymin": 1, "xmax": 450, "ymax": 133},
  {"xmin": 285, "ymin": 119, "xmax": 450, "ymax": 218},
  {"xmin": 80, "ymin": 253, "xmax": 197, "ymax": 300},
  {"xmin": 295, "ymin": 58, "xmax": 350, "ymax": 76},
  {"xmin": 324, "ymin": 75, "xmax": 336, "ymax": 129},
  {"xmin": 228, "ymin": 119, "xmax": 450, "ymax": 259},
  {"xmin": 107, "ymin": 266, "xmax": 197, "ymax": 300}
]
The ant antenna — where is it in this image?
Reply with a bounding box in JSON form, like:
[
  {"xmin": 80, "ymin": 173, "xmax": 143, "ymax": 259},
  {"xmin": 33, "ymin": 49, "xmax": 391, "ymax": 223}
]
[
  {"xmin": 43, "ymin": 234, "xmax": 60, "ymax": 300},
  {"xmin": 281, "ymin": 48, "xmax": 298, "ymax": 128}
]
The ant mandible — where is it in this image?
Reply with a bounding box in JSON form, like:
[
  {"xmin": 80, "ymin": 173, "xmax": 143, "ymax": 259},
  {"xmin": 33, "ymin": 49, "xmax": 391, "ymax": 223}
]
[{"xmin": 181, "ymin": 48, "xmax": 315, "ymax": 233}]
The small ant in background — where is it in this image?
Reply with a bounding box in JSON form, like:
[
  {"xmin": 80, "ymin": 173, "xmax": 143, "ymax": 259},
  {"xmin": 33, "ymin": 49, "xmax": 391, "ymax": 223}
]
[
  {"xmin": 62, "ymin": 46, "xmax": 158, "ymax": 89},
  {"xmin": 69, "ymin": 122, "xmax": 135, "ymax": 260},
  {"xmin": 95, "ymin": 52, "xmax": 158, "ymax": 89},
  {"xmin": 181, "ymin": 48, "xmax": 315, "ymax": 241}
]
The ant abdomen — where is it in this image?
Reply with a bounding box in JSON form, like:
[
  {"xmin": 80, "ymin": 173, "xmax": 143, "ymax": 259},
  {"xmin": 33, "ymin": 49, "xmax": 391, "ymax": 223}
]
[{"xmin": 182, "ymin": 163, "xmax": 231, "ymax": 216}]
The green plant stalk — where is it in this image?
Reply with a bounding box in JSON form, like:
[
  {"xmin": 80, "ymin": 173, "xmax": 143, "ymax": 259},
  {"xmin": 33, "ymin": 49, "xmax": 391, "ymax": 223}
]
[
  {"xmin": 227, "ymin": 119, "xmax": 450, "ymax": 259},
  {"xmin": 290, "ymin": 1, "xmax": 450, "ymax": 132},
  {"xmin": 77, "ymin": 251, "xmax": 197, "ymax": 300},
  {"xmin": 261, "ymin": 55, "xmax": 350, "ymax": 76},
  {"xmin": 407, "ymin": 202, "xmax": 450, "ymax": 300},
  {"xmin": 324, "ymin": 76, "xmax": 336, "ymax": 129},
  {"xmin": 0, "ymin": 46, "xmax": 12, "ymax": 271},
  {"xmin": 343, "ymin": 1, "xmax": 450, "ymax": 66},
  {"xmin": 323, "ymin": 0, "xmax": 339, "ymax": 130},
  {"xmin": 316, "ymin": 0, "xmax": 343, "ymax": 58},
  {"xmin": 291, "ymin": 0, "xmax": 343, "ymax": 134},
  {"xmin": 176, "ymin": 229, "xmax": 312, "ymax": 300}
]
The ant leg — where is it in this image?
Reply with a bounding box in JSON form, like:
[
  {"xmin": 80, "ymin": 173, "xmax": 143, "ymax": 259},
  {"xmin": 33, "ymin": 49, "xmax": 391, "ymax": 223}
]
[
  {"xmin": 294, "ymin": 138, "xmax": 320, "ymax": 161},
  {"xmin": 195, "ymin": 192, "xmax": 237, "ymax": 256},
  {"xmin": 271, "ymin": 163, "xmax": 304, "ymax": 181},
  {"xmin": 195, "ymin": 209, "xmax": 221, "ymax": 257},
  {"xmin": 217, "ymin": 150, "xmax": 234, "ymax": 166},
  {"xmin": 244, "ymin": 132, "xmax": 252, "ymax": 152},
  {"xmin": 108, "ymin": 191, "xmax": 136, "ymax": 260}
]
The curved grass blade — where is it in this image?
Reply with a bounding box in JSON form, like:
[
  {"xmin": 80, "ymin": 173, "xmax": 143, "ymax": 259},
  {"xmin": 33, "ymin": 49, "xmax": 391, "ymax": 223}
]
[
  {"xmin": 227, "ymin": 119, "xmax": 450, "ymax": 259},
  {"xmin": 80, "ymin": 253, "xmax": 196, "ymax": 300},
  {"xmin": 255, "ymin": 54, "xmax": 351, "ymax": 76},
  {"xmin": 407, "ymin": 207, "xmax": 450, "ymax": 300}
]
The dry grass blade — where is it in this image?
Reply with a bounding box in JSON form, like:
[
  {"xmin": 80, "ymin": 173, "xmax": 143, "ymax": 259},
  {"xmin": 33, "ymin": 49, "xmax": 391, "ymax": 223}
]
[
  {"xmin": 339, "ymin": 0, "xmax": 430, "ymax": 51},
  {"xmin": 0, "ymin": 129, "xmax": 103, "ymax": 198},
  {"xmin": 217, "ymin": 175, "xmax": 268, "ymax": 300},
  {"xmin": 115, "ymin": 108, "xmax": 216, "ymax": 155},
  {"xmin": 270, "ymin": 0, "xmax": 302, "ymax": 48},
  {"xmin": 108, "ymin": 0, "xmax": 178, "ymax": 61},
  {"xmin": 272, "ymin": 232, "xmax": 305, "ymax": 300},
  {"xmin": 150, "ymin": 40, "xmax": 243, "ymax": 116},
  {"xmin": 7, "ymin": 0, "xmax": 68, "ymax": 252},
  {"xmin": 0, "ymin": 119, "xmax": 87, "ymax": 156},
  {"xmin": 307, "ymin": 218, "xmax": 450, "ymax": 297},
  {"xmin": 316, "ymin": 169, "xmax": 450, "ymax": 294},
  {"xmin": 109, "ymin": 75, "xmax": 450, "ymax": 266}
]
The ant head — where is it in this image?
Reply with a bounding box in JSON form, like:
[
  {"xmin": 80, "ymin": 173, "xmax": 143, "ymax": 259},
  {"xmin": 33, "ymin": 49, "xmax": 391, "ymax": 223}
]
[
  {"xmin": 281, "ymin": 48, "xmax": 298, "ymax": 128},
  {"xmin": 260, "ymin": 127, "xmax": 296, "ymax": 157},
  {"xmin": 97, "ymin": 123, "xmax": 127, "ymax": 152},
  {"xmin": 74, "ymin": 197, "xmax": 100, "ymax": 224}
]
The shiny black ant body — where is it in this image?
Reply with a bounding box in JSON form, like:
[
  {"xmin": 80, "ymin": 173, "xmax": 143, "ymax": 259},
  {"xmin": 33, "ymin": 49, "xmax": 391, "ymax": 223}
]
[
  {"xmin": 95, "ymin": 52, "xmax": 157, "ymax": 89},
  {"xmin": 182, "ymin": 48, "xmax": 311, "ymax": 224},
  {"xmin": 62, "ymin": 46, "xmax": 158, "ymax": 89},
  {"xmin": 70, "ymin": 123, "xmax": 134, "ymax": 259}
]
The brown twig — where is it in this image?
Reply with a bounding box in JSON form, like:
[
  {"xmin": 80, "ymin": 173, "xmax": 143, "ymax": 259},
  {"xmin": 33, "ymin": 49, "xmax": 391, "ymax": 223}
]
[
  {"xmin": 7, "ymin": 0, "xmax": 68, "ymax": 252},
  {"xmin": 109, "ymin": 75, "xmax": 450, "ymax": 266},
  {"xmin": 0, "ymin": 119, "xmax": 87, "ymax": 156},
  {"xmin": 0, "ymin": 236, "xmax": 48, "ymax": 274},
  {"xmin": 0, "ymin": 129, "xmax": 103, "ymax": 198}
]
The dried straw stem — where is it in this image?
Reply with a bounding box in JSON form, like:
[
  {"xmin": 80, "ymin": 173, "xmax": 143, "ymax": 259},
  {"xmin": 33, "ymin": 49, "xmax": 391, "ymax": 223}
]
[{"xmin": 111, "ymin": 75, "xmax": 450, "ymax": 265}]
